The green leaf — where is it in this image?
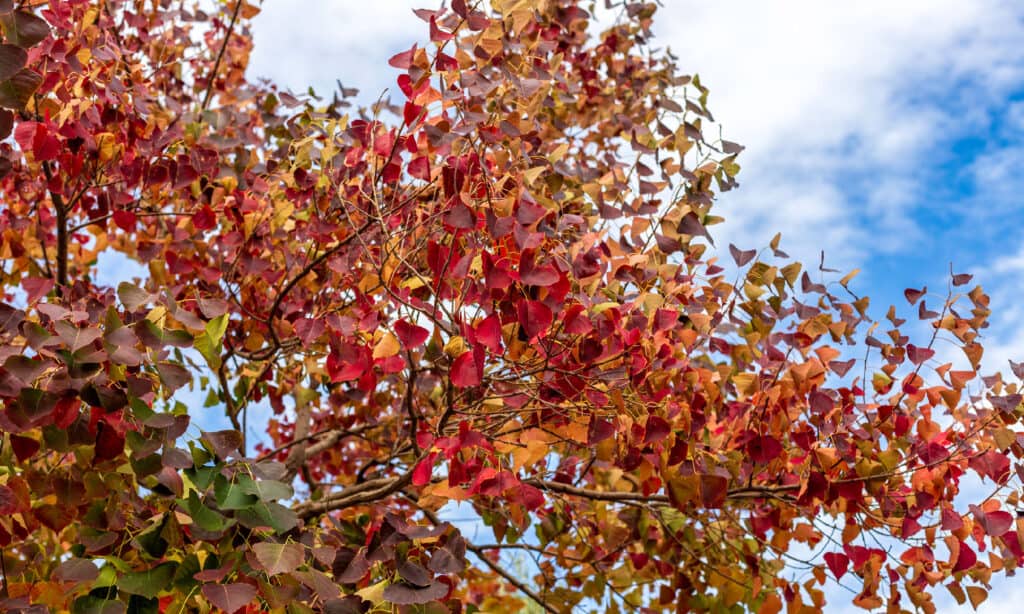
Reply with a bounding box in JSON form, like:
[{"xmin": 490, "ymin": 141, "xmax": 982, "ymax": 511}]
[
  {"xmin": 236, "ymin": 501, "xmax": 298, "ymax": 535},
  {"xmin": 194, "ymin": 313, "xmax": 229, "ymax": 369},
  {"xmin": 240, "ymin": 475, "xmax": 294, "ymax": 502},
  {"xmin": 205, "ymin": 313, "xmax": 229, "ymax": 345},
  {"xmin": 116, "ymin": 562, "xmax": 175, "ymax": 599},
  {"xmin": 215, "ymin": 475, "xmax": 258, "ymax": 511},
  {"xmin": 184, "ymin": 491, "xmax": 229, "ymax": 532}
]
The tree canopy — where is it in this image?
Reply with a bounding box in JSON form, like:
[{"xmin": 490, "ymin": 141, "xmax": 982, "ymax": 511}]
[{"xmin": 0, "ymin": 1, "xmax": 1021, "ymax": 613}]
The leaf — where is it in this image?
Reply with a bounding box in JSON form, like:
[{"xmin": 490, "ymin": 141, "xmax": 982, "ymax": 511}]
[
  {"xmin": 412, "ymin": 453, "xmax": 437, "ymax": 486},
  {"xmin": 397, "ymin": 560, "xmax": 432, "ymax": 587},
  {"xmin": 372, "ymin": 332, "xmax": 400, "ymax": 359},
  {"xmin": 728, "ymin": 243, "xmax": 755, "ymax": 267},
  {"xmin": 324, "ymin": 597, "xmax": 370, "ymax": 614},
  {"xmin": 952, "ymin": 540, "xmax": 977, "ymax": 572},
  {"xmin": 214, "ymin": 479, "xmax": 257, "ymax": 511},
  {"xmin": 824, "ymin": 552, "xmax": 848, "ymax": 579},
  {"xmin": 906, "ymin": 344, "xmax": 934, "ymax": 365},
  {"xmin": 952, "ymin": 273, "xmax": 973, "ymax": 287},
  {"xmin": 0, "ymin": 67, "xmax": 40, "ymax": 109},
  {"xmin": 643, "ymin": 415, "xmax": 670, "ymax": 444},
  {"xmin": 201, "ymin": 430, "xmax": 243, "ymax": 460},
  {"xmin": 253, "ymin": 542, "xmax": 305, "ymax": 576},
  {"xmin": 201, "ymin": 583, "xmax": 257, "ymax": 614},
  {"xmin": 117, "ymin": 282, "xmax": 152, "ymax": 311},
  {"xmin": 677, "ymin": 212, "xmax": 713, "ymax": 245},
  {"xmin": 240, "ymin": 476, "xmax": 293, "ymax": 501},
  {"xmin": 54, "ymin": 558, "xmax": 99, "ymax": 583},
  {"xmin": 116, "ymin": 563, "xmax": 176, "ymax": 599},
  {"xmin": 904, "ymin": 287, "xmax": 925, "ymax": 305},
  {"xmin": 1, "ymin": 10, "xmax": 49, "ymax": 48},
  {"xmin": 194, "ymin": 313, "xmax": 229, "ymax": 369},
  {"xmin": 474, "ymin": 314, "xmax": 502, "ymax": 353},
  {"xmin": 0, "ymin": 484, "xmax": 18, "ymax": 514},
  {"xmin": 382, "ymin": 580, "xmax": 448, "ymax": 605},
  {"xmin": 394, "ymin": 320, "xmax": 429, "ymax": 349},
  {"xmin": 517, "ymin": 300, "xmax": 552, "ymax": 340},
  {"xmin": 0, "ymin": 44, "xmax": 25, "ymax": 81},
  {"xmin": 450, "ymin": 350, "xmax": 480, "ymax": 388},
  {"xmin": 973, "ymin": 508, "xmax": 1014, "ymax": 537}
]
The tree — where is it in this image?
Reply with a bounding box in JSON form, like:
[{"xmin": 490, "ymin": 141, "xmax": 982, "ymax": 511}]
[{"xmin": 0, "ymin": 0, "xmax": 1019, "ymax": 612}]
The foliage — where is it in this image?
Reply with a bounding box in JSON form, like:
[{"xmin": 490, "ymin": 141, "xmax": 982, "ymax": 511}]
[{"xmin": 0, "ymin": 0, "xmax": 1020, "ymax": 613}]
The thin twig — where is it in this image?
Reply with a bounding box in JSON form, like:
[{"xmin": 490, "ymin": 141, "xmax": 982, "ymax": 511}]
[{"xmin": 201, "ymin": 0, "xmax": 244, "ymax": 110}]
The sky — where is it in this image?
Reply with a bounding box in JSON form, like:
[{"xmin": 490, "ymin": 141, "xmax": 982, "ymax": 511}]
[{"xmin": 246, "ymin": 2, "xmax": 1024, "ymax": 612}]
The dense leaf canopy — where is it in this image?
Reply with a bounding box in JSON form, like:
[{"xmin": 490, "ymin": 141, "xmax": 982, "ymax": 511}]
[{"xmin": 0, "ymin": 1, "xmax": 1021, "ymax": 613}]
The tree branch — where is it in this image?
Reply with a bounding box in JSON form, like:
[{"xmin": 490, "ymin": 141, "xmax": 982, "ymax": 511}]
[
  {"xmin": 525, "ymin": 479, "xmax": 799, "ymax": 504},
  {"xmin": 201, "ymin": 0, "xmax": 244, "ymax": 111}
]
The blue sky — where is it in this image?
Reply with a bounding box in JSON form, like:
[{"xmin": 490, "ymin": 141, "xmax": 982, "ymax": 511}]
[{"xmin": 246, "ymin": 2, "xmax": 1024, "ymax": 611}]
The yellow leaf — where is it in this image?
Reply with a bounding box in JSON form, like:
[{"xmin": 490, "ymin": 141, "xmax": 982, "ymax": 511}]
[
  {"xmin": 96, "ymin": 132, "xmax": 118, "ymax": 163},
  {"xmin": 522, "ymin": 166, "xmax": 545, "ymax": 185},
  {"xmin": 401, "ymin": 276, "xmax": 426, "ymax": 290},
  {"xmin": 443, "ymin": 336, "xmax": 467, "ymax": 357},
  {"xmin": 356, "ymin": 580, "xmax": 387, "ymax": 605},
  {"xmin": 373, "ymin": 332, "xmax": 400, "ymax": 359},
  {"xmin": 966, "ymin": 586, "xmax": 987, "ymax": 610},
  {"xmin": 839, "ymin": 268, "xmax": 860, "ymax": 287}
]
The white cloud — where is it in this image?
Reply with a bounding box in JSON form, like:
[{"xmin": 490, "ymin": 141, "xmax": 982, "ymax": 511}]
[{"xmin": 653, "ymin": 0, "xmax": 1024, "ymax": 265}]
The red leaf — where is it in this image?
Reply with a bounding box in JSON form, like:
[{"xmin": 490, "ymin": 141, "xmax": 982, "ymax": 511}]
[
  {"xmin": 699, "ymin": 474, "xmax": 728, "ymax": 508},
  {"xmin": 474, "ymin": 315, "xmax": 502, "ymax": 353},
  {"xmin": 941, "ymin": 507, "xmax": 963, "ymax": 531},
  {"xmin": 12, "ymin": 119, "xmax": 35, "ymax": 150},
  {"xmin": 394, "ymin": 320, "xmax": 429, "ymax": 349},
  {"xmin": 21, "ymin": 276, "xmax": 53, "ymax": 303},
  {"xmin": 52, "ymin": 396, "xmax": 79, "ymax": 429},
  {"xmin": 388, "ymin": 44, "xmax": 417, "ymax": 69},
  {"xmin": 327, "ymin": 346, "xmax": 370, "ymax": 382},
  {"xmin": 0, "ymin": 484, "xmax": 17, "ymax": 514},
  {"xmin": 975, "ymin": 509, "xmax": 1014, "ymax": 537},
  {"xmin": 450, "ymin": 351, "xmax": 480, "ymax": 387},
  {"xmin": 588, "ymin": 416, "xmax": 615, "ymax": 445},
  {"xmin": 517, "ymin": 300, "xmax": 552, "ymax": 340},
  {"xmin": 969, "ymin": 450, "xmax": 1010, "ymax": 483},
  {"xmin": 906, "ymin": 344, "xmax": 934, "ymax": 365},
  {"xmin": 748, "ymin": 435, "xmax": 782, "ymax": 464},
  {"xmin": 729, "ymin": 243, "xmax": 756, "ymax": 266},
  {"xmin": 408, "ymin": 156, "xmax": 430, "ymax": 180},
  {"xmin": 193, "ymin": 205, "xmax": 215, "ymax": 230},
  {"xmin": 643, "ymin": 415, "xmax": 670, "ymax": 444},
  {"xmin": 403, "ymin": 101, "xmax": 422, "ymax": 126},
  {"xmin": 654, "ymin": 308, "xmax": 677, "ymax": 332},
  {"xmin": 904, "ymin": 287, "xmax": 925, "ymax": 305},
  {"xmin": 829, "ymin": 359, "xmax": 856, "ymax": 377},
  {"xmin": 952, "ymin": 273, "xmax": 972, "ymax": 286},
  {"xmin": 952, "ymin": 540, "xmax": 976, "ymax": 572},
  {"xmin": 201, "ymin": 583, "xmax": 257, "ymax": 614},
  {"xmin": 824, "ymin": 552, "xmax": 848, "ymax": 579},
  {"xmin": 9, "ymin": 433, "xmax": 37, "ymax": 461},
  {"xmin": 112, "ymin": 209, "xmax": 136, "ymax": 231},
  {"xmin": 429, "ymin": 15, "xmax": 453, "ymax": 42},
  {"xmin": 506, "ymin": 481, "xmax": 544, "ymax": 510},
  {"xmin": 519, "ymin": 250, "xmax": 560, "ymax": 286},
  {"xmin": 94, "ymin": 422, "xmax": 124, "ymax": 462},
  {"xmin": 412, "ymin": 452, "xmax": 437, "ymax": 486}
]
